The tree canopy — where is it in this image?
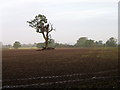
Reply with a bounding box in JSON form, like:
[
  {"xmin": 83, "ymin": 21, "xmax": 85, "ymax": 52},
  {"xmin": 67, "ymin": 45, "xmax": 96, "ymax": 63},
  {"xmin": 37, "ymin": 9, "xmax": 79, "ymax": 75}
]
[
  {"xmin": 27, "ymin": 14, "xmax": 55, "ymax": 50},
  {"xmin": 105, "ymin": 37, "xmax": 117, "ymax": 47},
  {"xmin": 13, "ymin": 41, "xmax": 21, "ymax": 49}
]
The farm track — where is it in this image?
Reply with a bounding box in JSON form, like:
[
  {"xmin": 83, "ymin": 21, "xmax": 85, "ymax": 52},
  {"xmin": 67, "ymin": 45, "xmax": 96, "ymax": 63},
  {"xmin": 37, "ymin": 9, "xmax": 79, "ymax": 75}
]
[
  {"xmin": 3, "ymin": 69, "xmax": 118, "ymax": 82},
  {"xmin": 3, "ymin": 69, "xmax": 119, "ymax": 88},
  {"xmin": 3, "ymin": 76, "xmax": 119, "ymax": 88}
]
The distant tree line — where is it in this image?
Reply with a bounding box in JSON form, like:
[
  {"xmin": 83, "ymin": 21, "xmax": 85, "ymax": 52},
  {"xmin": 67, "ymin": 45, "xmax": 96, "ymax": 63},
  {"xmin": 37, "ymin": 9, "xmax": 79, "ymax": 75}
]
[
  {"xmin": 1, "ymin": 37, "xmax": 119, "ymax": 49},
  {"xmin": 75, "ymin": 37, "xmax": 117, "ymax": 47}
]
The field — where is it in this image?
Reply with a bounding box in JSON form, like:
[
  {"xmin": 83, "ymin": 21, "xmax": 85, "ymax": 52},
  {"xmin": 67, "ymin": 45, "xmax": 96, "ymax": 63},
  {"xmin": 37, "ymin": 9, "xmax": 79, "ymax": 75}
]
[{"xmin": 2, "ymin": 48, "xmax": 119, "ymax": 88}]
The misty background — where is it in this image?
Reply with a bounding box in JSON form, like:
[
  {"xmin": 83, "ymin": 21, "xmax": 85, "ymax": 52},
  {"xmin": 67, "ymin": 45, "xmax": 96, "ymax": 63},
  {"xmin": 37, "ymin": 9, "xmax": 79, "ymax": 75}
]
[{"xmin": 0, "ymin": 0, "xmax": 118, "ymax": 45}]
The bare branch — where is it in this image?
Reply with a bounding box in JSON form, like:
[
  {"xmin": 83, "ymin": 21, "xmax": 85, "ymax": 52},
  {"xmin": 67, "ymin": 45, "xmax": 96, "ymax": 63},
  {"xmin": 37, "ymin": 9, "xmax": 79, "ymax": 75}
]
[{"xmin": 48, "ymin": 24, "xmax": 55, "ymax": 32}]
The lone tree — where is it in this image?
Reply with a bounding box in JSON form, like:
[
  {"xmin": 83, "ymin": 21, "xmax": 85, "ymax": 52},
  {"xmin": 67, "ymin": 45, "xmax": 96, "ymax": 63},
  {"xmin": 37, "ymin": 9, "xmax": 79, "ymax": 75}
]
[
  {"xmin": 13, "ymin": 41, "xmax": 21, "ymax": 49},
  {"xmin": 27, "ymin": 14, "xmax": 55, "ymax": 50}
]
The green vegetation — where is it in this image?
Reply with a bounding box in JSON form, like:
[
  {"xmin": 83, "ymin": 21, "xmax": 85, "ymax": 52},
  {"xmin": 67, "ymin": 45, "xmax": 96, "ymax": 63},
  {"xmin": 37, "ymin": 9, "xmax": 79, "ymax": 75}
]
[
  {"xmin": 75, "ymin": 37, "xmax": 88, "ymax": 47},
  {"xmin": 2, "ymin": 37, "xmax": 118, "ymax": 50},
  {"xmin": 13, "ymin": 41, "xmax": 21, "ymax": 49},
  {"xmin": 105, "ymin": 37, "xmax": 117, "ymax": 47},
  {"xmin": 36, "ymin": 43, "xmax": 44, "ymax": 48},
  {"xmin": 75, "ymin": 37, "xmax": 117, "ymax": 48}
]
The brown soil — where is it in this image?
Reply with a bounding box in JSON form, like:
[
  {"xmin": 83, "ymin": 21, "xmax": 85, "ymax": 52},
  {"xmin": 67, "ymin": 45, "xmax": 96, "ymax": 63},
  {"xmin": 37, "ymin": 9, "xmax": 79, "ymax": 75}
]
[{"xmin": 2, "ymin": 48, "xmax": 118, "ymax": 88}]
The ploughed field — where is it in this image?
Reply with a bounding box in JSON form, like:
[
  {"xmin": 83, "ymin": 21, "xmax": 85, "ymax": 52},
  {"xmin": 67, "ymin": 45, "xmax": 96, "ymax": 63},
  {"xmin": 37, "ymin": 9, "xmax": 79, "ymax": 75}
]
[{"xmin": 2, "ymin": 48, "xmax": 119, "ymax": 88}]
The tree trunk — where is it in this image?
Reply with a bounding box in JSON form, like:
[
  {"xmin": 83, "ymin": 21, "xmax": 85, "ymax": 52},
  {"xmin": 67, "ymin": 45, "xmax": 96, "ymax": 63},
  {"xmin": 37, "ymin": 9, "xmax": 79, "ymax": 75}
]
[
  {"xmin": 45, "ymin": 29, "xmax": 49, "ymax": 49},
  {"xmin": 41, "ymin": 26, "xmax": 50, "ymax": 50},
  {"xmin": 45, "ymin": 38, "xmax": 48, "ymax": 49}
]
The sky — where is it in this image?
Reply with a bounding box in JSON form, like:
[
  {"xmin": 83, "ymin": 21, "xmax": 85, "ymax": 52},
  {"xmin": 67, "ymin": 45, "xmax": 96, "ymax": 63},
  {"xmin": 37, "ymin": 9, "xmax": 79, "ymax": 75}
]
[{"xmin": 0, "ymin": 0, "xmax": 119, "ymax": 45}]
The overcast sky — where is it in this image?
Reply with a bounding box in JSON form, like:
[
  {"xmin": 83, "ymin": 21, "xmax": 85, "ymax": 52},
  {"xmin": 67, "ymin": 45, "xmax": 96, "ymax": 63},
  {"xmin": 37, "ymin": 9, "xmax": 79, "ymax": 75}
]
[{"xmin": 0, "ymin": 0, "xmax": 119, "ymax": 45}]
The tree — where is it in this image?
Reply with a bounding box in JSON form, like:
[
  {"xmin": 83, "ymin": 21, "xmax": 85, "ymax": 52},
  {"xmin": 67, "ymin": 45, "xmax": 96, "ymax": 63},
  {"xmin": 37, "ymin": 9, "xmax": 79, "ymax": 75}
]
[
  {"xmin": 105, "ymin": 37, "xmax": 117, "ymax": 47},
  {"xmin": 27, "ymin": 14, "xmax": 55, "ymax": 50},
  {"xmin": 13, "ymin": 41, "xmax": 21, "ymax": 49},
  {"xmin": 84, "ymin": 39, "xmax": 94, "ymax": 47},
  {"xmin": 75, "ymin": 37, "xmax": 96, "ymax": 47},
  {"xmin": 75, "ymin": 37, "xmax": 88, "ymax": 47},
  {"xmin": 95, "ymin": 40, "xmax": 103, "ymax": 47}
]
